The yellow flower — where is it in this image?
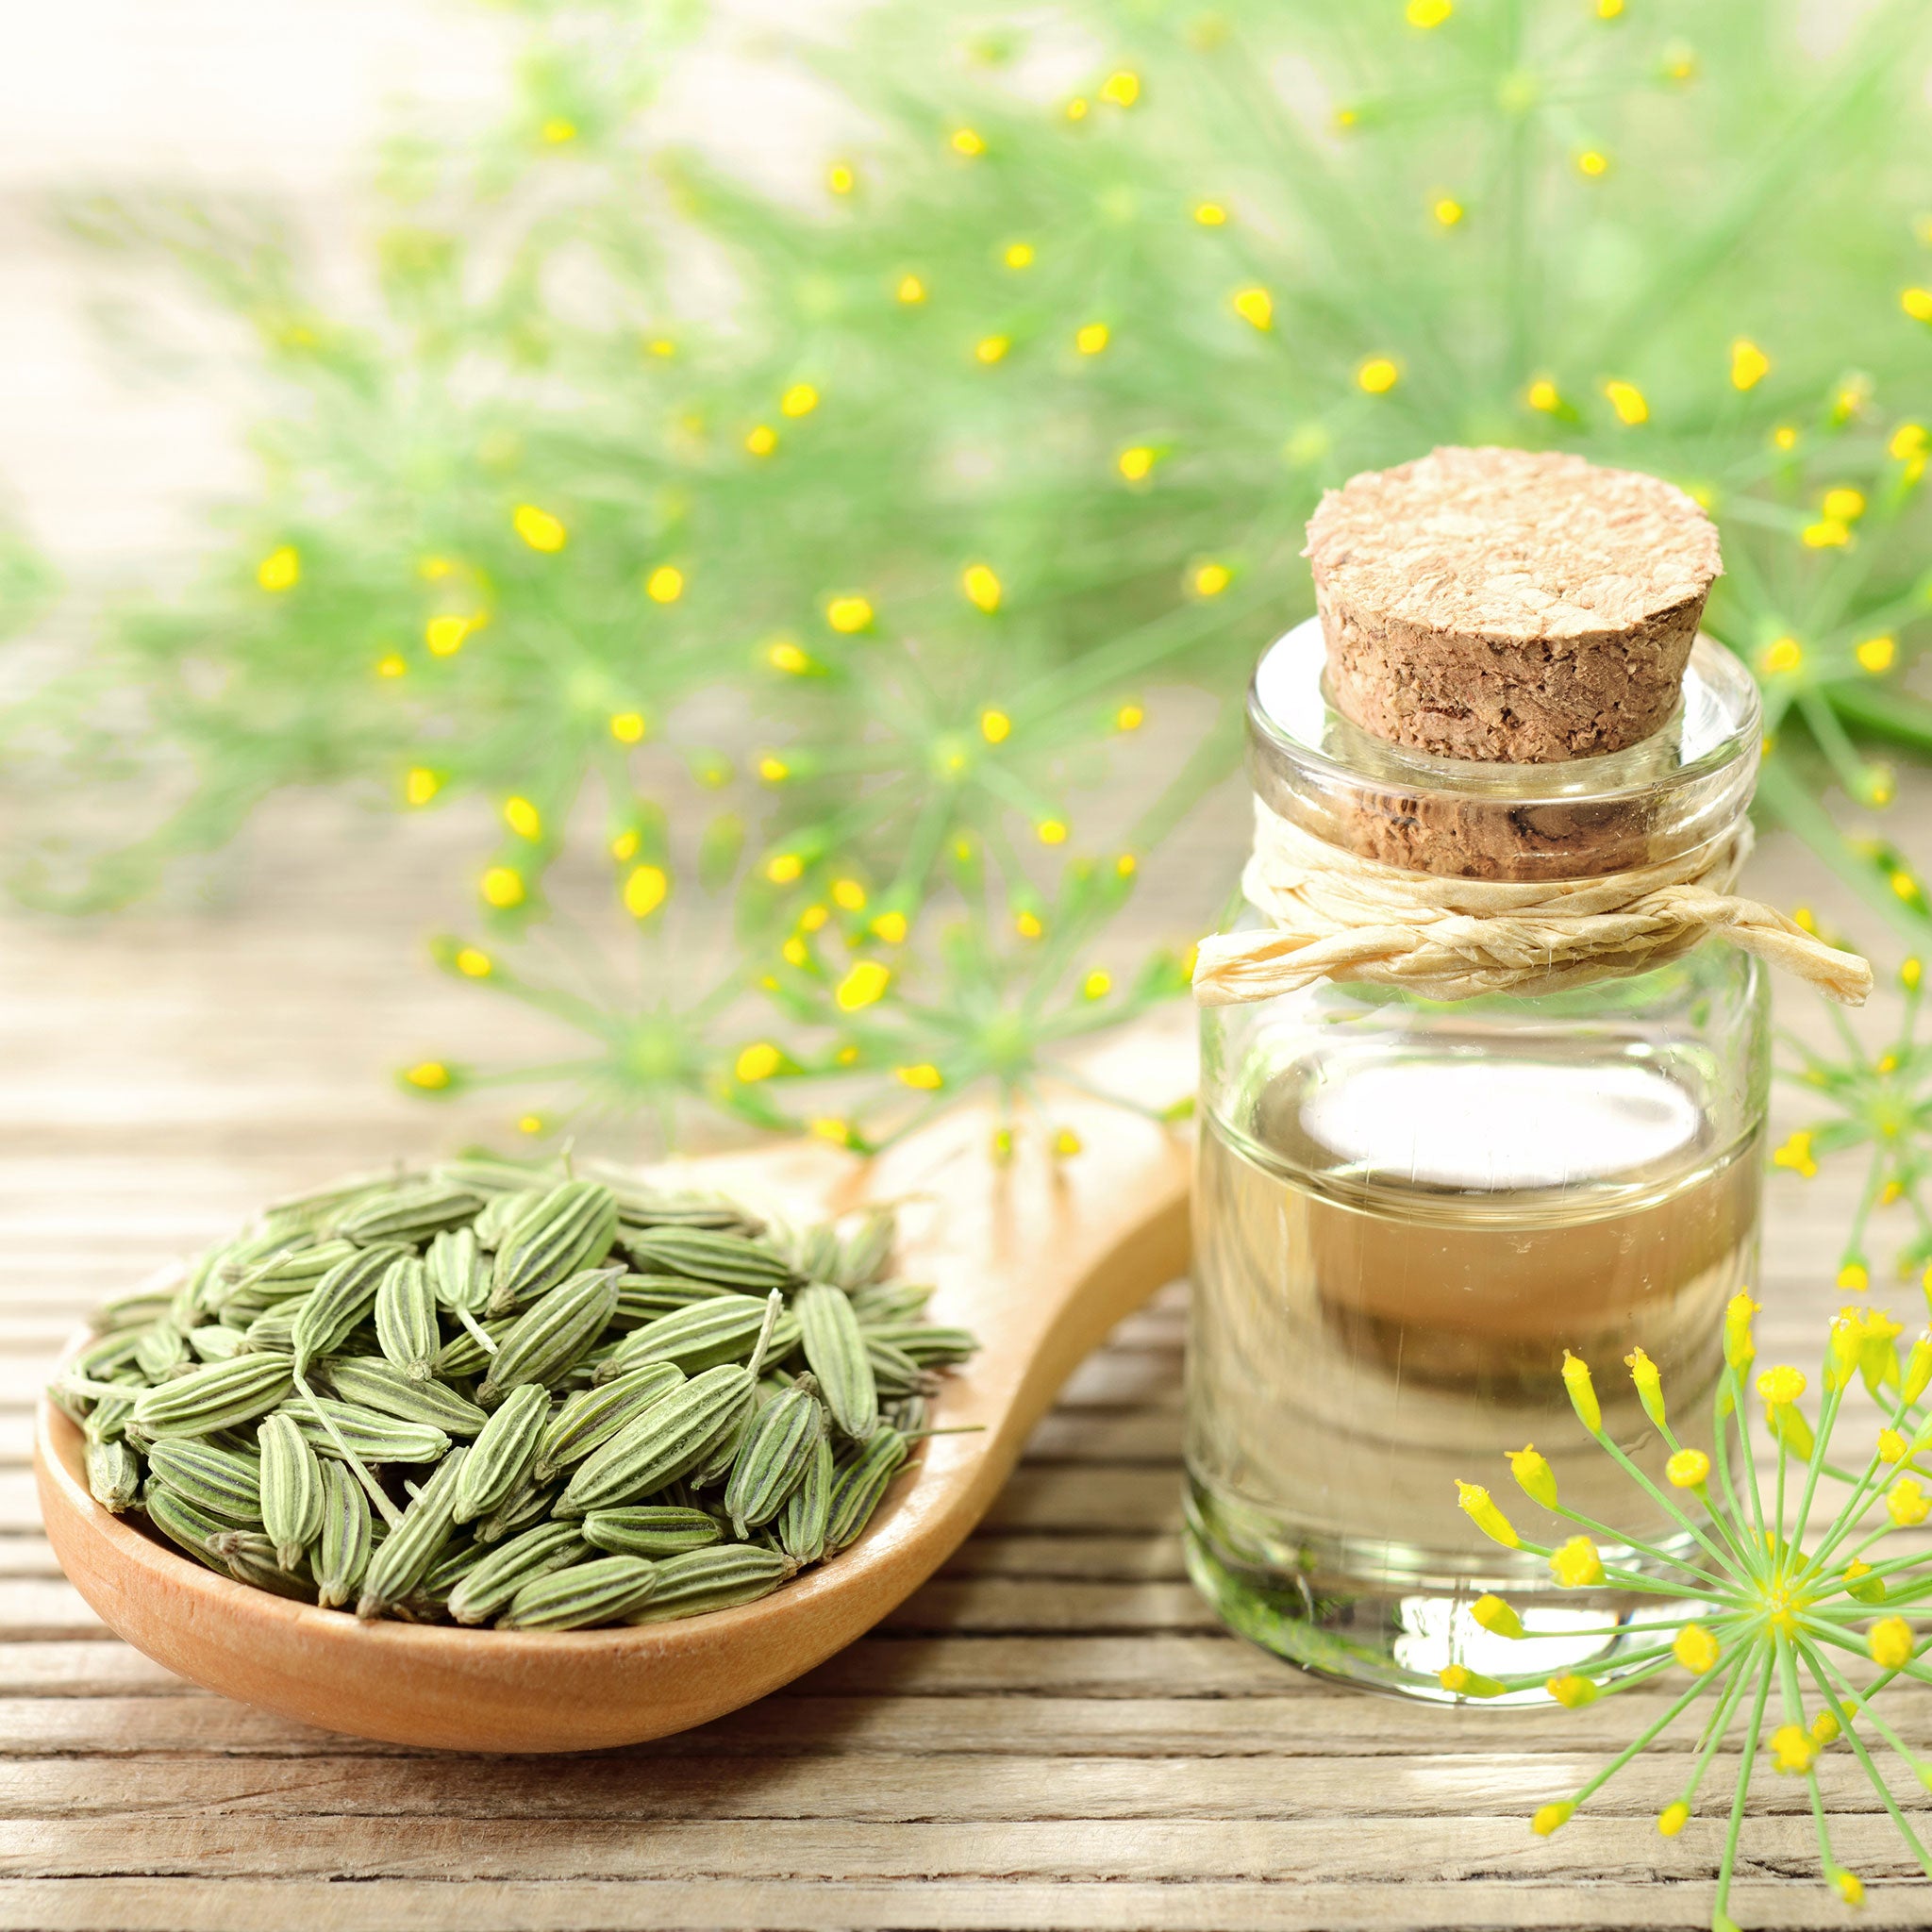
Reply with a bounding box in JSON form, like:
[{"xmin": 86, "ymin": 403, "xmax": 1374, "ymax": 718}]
[
  {"xmin": 1507, "ymin": 1443, "xmax": 1557, "ymax": 1508},
  {"xmin": 980, "ymin": 708, "xmax": 1011, "ymax": 744},
  {"xmin": 1811, "ymin": 1709, "xmax": 1841, "ymax": 1747},
  {"xmin": 1576, "ymin": 149, "xmax": 1609, "ymax": 177},
  {"xmin": 1015, "ymin": 909, "xmax": 1043, "ymax": 939},
  {"xmin": 425, "ymin": 613, "xmax": 479, "ymax": 657},
  {"xmin": 1598, "ymin": 0, "xmax": 1624, "ymax": 16},
  {"xmin": 1870, "ymin": 1616, "xmax": 1915, "ymax": 1670},
  {"xmin": 1546, "ymin": 1674, "xmax": 1596, "ymax": 1709},
  {"xmin": 1118, "ymin": 446, "xmax": 1156, "ymax": 482},
  {"xmin": 1232, "ymin": 287, "xmax": 1274, "ymax": 331},
  {"xmin": 1036, "ymin": 819, "xmax": 1070, "ymax": 846},
  {"xmin": 1907, "ymin": 958, "xmax": 1924, "ymax": 991},
  {"xmin": 375, "ymin": 654, "xmax": 408, "ymax": 679},
  {"xmin": 1075, "ymin": 323, "xmax": 1110, "ymax": 356},
  {"xmin": 1724, "ymin": 1291, "xmax": 1760, "ymax": 1371},
  {"xmin": 480, "ymin": 866, "xmax": 525, "ymax": 909},
  {"xmin": 781, "ymin": 937, "xmax": 808, "ymax": 967},
  {"xmin": 1471, "ymin": 1593, "xmax": 1524, "ymax": 1640},
  {"xmin": 1730, "ymin": 338, "xmax": 1770, "ymax": 391},
  {"xmin": 1759, "ymin": 635, "xmax": 1802, "ymax": 675},
  {"xmin": 1822, "ymin": 487, "xmax": 1866, "ymax": 524},
  {"xmin": 735, "ymin": 1042, "xmax": 782, "ymax": 1083},
  {"xmin": 1406, "ymin": 0, "xmax": 1451, "ymax": 22},
  {"xmin": 1526, "ymin": 378, "xmax": 1561, "ymax": 412},
  {"xmin": 1768, "ymin": 1724, "xmax": 1815, "ymax": 1774},
  {"xmin": 975, "ymin": 335, "xmax": 1011, "ymax": 365},
  {"xmin": 1531, "ymin": 1802, "xmax": 1574, "ymax": 1837},
  {"xmin": 1835, "ymin": 1874, "xmax": 1865, "ymax": 1907},
  {"xmin": 1674, "ymin": 1624, "xmax": 1720, "ymax": 1674},
  {"xmin": 1115, "ymin": 853, "xmax": 1137, "ymax": 877},
  {"xmin": 780, "ymin": 384, "xmax": 819, "ymax": 419},
  {"xmin": 1562, "ymin": 1352, "xmax": 1602, "ymax": 1432},
  {"xmin": 610, "ymin": 711, "xmax": 647, "ymax": 743},
  {"xmin": 766, "ymin": 639, "xmax": 811, "ymax": 675},
  {"xmin": 1116, "ymin": 703, "xmax": 1145, "ymax": 731},
  {"xmin": 454, "ymin": 947, "xmax": 492, "ymax": 979},
  {"xmin": 1192, "ymin": 562, "xmax": 1232, "ymax": 596},
  {"xmin": 1891, "ymin": 422, "xmax": 1929, "ymax": 460},
  {"xmin": 950, "ymin": 127, "xmax": 986, "ymax": 158},
  {"xmin": 403, "ymin": 1060, "xmax": 451, "ymax": 1091},
  {"xmin": 645, "ymin": 338, "xmax": 675, "ymax": 358},
  {"xmin": 1857, "ymin": 634, "xmax": 1896, "ymax": 674},
  {"xmin": 1100, "ymin": 70, "xmax": 1141, "ymax": 106},
  {"xmin": 831, "ymin": 877, "xmax": 867, "ymax": 911},
  {"xmin": 745, "ymin": 425, "xmax": 779, "ymax": 457},
  {"xmin": 896, "ymin": 1063, "xmax": 944, "ymax": 1091},
  {"xmin": 1454, "ymin": 1480, "xmax": 1521, "ymax": 1549},
  {"xmin": 1054, "ymin": 1128, "xmax": 1084, "ymax": 1158},
  {"xmin": 1902, "ymin": 288, "xmax": 1932, "ymax": 323},
  {"xmin": 1550, "ymin": 1536, "xmax": 1604, "ymax": 1589},
  {"xmin": 513, "ymin": 504, "xmax": 567, "ymax": 552},
  {"xmin": 1657, "ymin": 1802, "xmax": 1690, "ymax": 1837},
  {"xmin": 765, "ymin": 854, "xmax": 804, "ymax": 886},
  {"xmin": 1004, "ymin": 242, "xmax": 1035, "ymax": 269},
  {"xmin": 405, "ymin": 767, "xmax": 441, "ymax": 808},
  {"xmin": 257, "ymin": 545, "xmax": 300, "ymax": 591},
  {"xmin": 1803, "ymin": 518, "xmax": 1851, "ymax": 548},
  {"xmin": 504, "ymin": 796, "xmax": 541, "ymax": 841},
  {"xmin": 1624, "ymin": 1347, "xmax": 1667, "ymax": 1430},
  {"xmin": 1083, "ymin": 970, "xmax": 1112, "ymax": 1001},
  {"xmin": 963, "ymin": 564, "xmax": 1002, "ymax": 613},
  {"xmin": 1667, "ymin": 1448, "xmax": 1710, "ymax": 1490},
  {"xmin": 1772, "ymin": 1130, "xmax": 1817, "ymax": 1177},
  {"xmin": 836, "ymin": 961, "xmax": 891, "ymax": 1012},
  {"xmin": 1603, "ymin": 379, "xmax": 1647, "ymax": 424},
  {"xmin": 826, "ymin": 161, "xmax": 855, "ymax": 196},
  {"xmin": 517, "ymin": 1114, "xmax": 544, "ymax": 1136},
  {"xmin": 758, "ymin": 757, "xmax": 789, "ymax": 785},
  {"xmin": 1357, "ymin": 358, "xmax": 1399, "ymax": 394},
  {"xmin": 1433, "ymin": 197, "xmax": 1464, "ymax": 226},
  {"xmin": 1193, "ymin": 201, "xmax": 1228, "ymax": 225},
  {"xmin": 809, "ymin": 1116, "xmax": 852, "ymax": 1146},
  {"xmin": 1757, "ymin": 1364, "xmax": 1807, "ymax": 1406},
  {"xmin": 1064, "ymin": 98, "xmax": 1089, "ymax": 123},
  {"xmin": 540, "ymin": 118, "xmax": 576, "ymax": 144},
  {"xmin": 896, "ymin": 275, "xmax": 926, "ymax": 305},
  {"xmin": 609, "ymin": 831, "xmax": 639, "ymax": 862},
  {"xmin": 799, "ymin": 904, "xmax": 828, "ymax": 932},
  {"xmin": 871, "ymin": 910, "xmax": 908, "ymax": 944},
  {"xmin": 1890, "ymin": 1476, "xmax": 1930, "ymax": 1526},
  {"xmin": 1438, "ymin": 1663, "xmax": 1507, "ymax": 1698},
  {"xmin": 646, "ymin": 565, "xmax": 684, "ymax": 604},
  {"xmin": 825, "ymin": 595, "xmax": 874, "ymax": 633},
  {"xmin": 1838, "ymin": 1261, "xmax": 1870, "ymax": 1292}
]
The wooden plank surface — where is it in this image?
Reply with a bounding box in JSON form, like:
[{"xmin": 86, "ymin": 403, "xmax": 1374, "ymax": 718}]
[{"xmin": 3, "ymin": 783, "xmax": 1929, "ymax": 1932}]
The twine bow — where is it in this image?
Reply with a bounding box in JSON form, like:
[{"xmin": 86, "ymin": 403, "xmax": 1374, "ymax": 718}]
[{"xmin": 1191, "ymin": 801, "xmax": 1873, "ymax": 1008}]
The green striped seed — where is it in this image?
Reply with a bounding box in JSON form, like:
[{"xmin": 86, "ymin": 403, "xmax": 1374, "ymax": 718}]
[
  {"xmin": 477, "ymin": 1267, "xmax": 622, "ymax": 1405},
  {"xmin": 488, "ymin": 1180, "xmax": 619, "ymax": 1314},
  {"xmin": 557, "ymin": 1362, "xmax": 757, "ymax": 1516},
  {"xmin": 864, "ymin": 1338, "xmax": 925, "ymax": 1399},
  {"xmin": 606, "ymin": 1176, "xmax": 761, "ymax": 1234},
  {"xmin": 598, "ymin": 1293, "xmax": 799, "ymax": 1380},
  {"xmin": 471, "ymin": 1186, "xmax": 544, "ymax": 1251},
  {"xmin": 224, "ymin": 1239, "xmax": 358, "ymax": 1304},
  {"xmin": 777, "ymin": 1432, "xmax": 834, "ymax": 1565},
  {"xmin": 93, "ymin": 1286, "xmax": 180, "ymax": 1335},
  {"xmin": 258, "ymin": 1412, "xmax": 325, "ymax": 1571},
  {"xmin": 336, "ymin": 1180, "xmax": 482, "ymax": 1245},
  {"xmin": 86, "ymin": 1438, "xmax": 142, "ymax": 1512},
  {"xmin": 610, "ymin": 1275, "xmax": 736, "ymax": 1328},
  {"xmin": 241, "ymin": 1302, "xmax": 305, "ymax": 1355},
  {"xmin": 357, "ymin": 1448, "xmax": 468, "ymax": 1619},
  {"xmin": 314, "ymin": 1459, "xmax": 373, "ymax": 1608},
  {"xmin": 143, "ymin": 1484, "xmax": 232, "ymax": 1568},
  {"xmin": 129, "ymin": 1354, "xmax": 295, "ymax": 1440},
  {"xmin": 825, "ymin": 1428, "xmax": 908, "ymax": 1551},
  {"xmin": 474, "ymin": 1476, "xmax": 558, "ymax": 1544},
  {"xmin": 861, "ymin": 1322, "xmax": 979, "ymax": 1367},
  {"xmin": 435, "ymin": 1157, "xmax": 564, "ymax": 1199},
  {"xmin": 581, "ymin": 1506, "xmax": 724, "ymax": 1559},
  {"xmin": 795, "ymin": 1283, "xmax": 878, "ymax": 1441},
  {"xmin": 212, "ymin": 1530, "xmax": 315, "ymax": 1601},
  {"xmin": 848, "ymin": 1280, "xmax": 934, "ymax": 1324},
  {"xmin": 619, "ymin": 1227, "xmax": 795, "ymax": 1291},
  {"xmin": 291, "ymin": 1245, "xmax": 409, "ymax": 1372},
  {"xmin": 447, "ymin": 1521, "xmax": 587, "ymax": 1625},
  {"xmin": 831, "ymin": 1210, "xmax": 896, "ymax": 1291},
  {"xmin": 146, "ymin": 1439, "xmax": 263, "ymax": 1524},
  {"xmin": 133, "ymin": 1323, "xmax": 190, "ymax": 1380},
  {"xmin": 724, "ymin": 1381, "xmax": 824, "ymax": 1536},
  {"xmin": 499, "ymin": 1554, "xmax": 659, "ymax": 1630},
  {"xmin": 187, "ymin": 1325, "xmax": 245, "ymax": 1363},
  {"xmin": 74, "ymin": 1330, "xmax": 145, "ymax": 1381},
  {"xmin": 453, "ymin": 1383, "xmax": 550, "ymax": 1524},
  {"xmin": 531, "ymin": 1361, "xmax": 685, "ymax": 1484},
  {"xmin": 434, "ymin": 1317, "xmax": 514, "ymax": 1379},
  {"xmin": 279, "ymin": 1396, "xmax": 451, "ymax": 1466},
  {"xmin": 375, "ymin": 1257, "xmax": 441, "ymax": 1381},
  {"xmin": 317, "ymin": 1357, "xmax": 488, "ymax": 1436},
  {"xmin": 425, "ymin": 1226, "xmax": 489, "ymax": 1311},
  {"xmin": 626, "ymin": 1545, "xmax": 792, "ymax": 1623}
]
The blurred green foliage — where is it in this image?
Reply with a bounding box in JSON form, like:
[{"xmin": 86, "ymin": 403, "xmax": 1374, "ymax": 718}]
[{"xmin": 3, "ymin": 0, "xmax": 1931, "ymax": 1153}]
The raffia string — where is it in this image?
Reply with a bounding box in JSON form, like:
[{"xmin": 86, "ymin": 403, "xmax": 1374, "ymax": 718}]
[{"xmin": 1191, "ymin": 801, "xmax": 1873, "ymax": 1008}]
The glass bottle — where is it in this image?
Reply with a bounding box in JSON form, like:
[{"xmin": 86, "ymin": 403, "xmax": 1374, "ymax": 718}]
[{"xmin": 1185, "ymin": 617, "xmax": 1769, "ymax": 1699}]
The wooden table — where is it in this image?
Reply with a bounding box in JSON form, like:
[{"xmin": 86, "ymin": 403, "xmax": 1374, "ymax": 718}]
[{"xmin": 2, "ymin": 794, "xmax": 1927, "ymax": 1932}]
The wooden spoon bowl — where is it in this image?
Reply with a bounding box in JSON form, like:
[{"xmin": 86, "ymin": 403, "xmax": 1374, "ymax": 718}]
[{"xmin": 36, "ymin": 1026, "xmax": 1192, "ymax": 1752}]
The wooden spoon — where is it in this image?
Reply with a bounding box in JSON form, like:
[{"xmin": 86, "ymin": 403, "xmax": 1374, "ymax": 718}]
[{"xmin": 36, "ymin": 1021, "xmax": 1193, "ymax": 1752}]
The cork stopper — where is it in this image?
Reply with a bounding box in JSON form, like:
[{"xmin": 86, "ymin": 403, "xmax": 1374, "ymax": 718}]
[{"xmin": 1305, "ymin": 446, "xmax": 1722, "ymax": 764}]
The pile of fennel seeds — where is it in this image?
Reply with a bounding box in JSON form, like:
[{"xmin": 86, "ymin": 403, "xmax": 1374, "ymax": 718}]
[{"xmin": 51, "ymin": 1158, "xmax": 976, "ymax": 1630}]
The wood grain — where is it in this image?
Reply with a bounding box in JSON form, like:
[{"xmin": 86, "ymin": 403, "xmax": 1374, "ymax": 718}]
[{"xmin": 4, "ymin": 791, "xmax": 1930, "ymax": 1927}]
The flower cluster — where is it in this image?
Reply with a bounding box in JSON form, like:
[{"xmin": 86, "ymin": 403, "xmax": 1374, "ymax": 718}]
[{"xmin": 1, "ymin": 0, "xmax": 1928, "ymax": 1145}]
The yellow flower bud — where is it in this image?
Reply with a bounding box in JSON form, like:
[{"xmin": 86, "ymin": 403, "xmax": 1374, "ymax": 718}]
[
  {"xmin": 1666, "ymin": 1448, "xmax": 1710, "ymax": 1490},
  {"xmin": 1624, "ymin": 1346, "xmax": 1667, "ymax": 1431},
  {"xmin": 1674, "ymin": 1624, "xmax": 1720, "ymax": 1674},
  {"xmin": 735, "ymin": 1043, "xmax": 782, "ymax": 1083},
  {"xmin": 1470, "ymin": 1593, "xmax": 1523, "ymax": 1640},
  {"xmin": 1657, "ymin": 1801, "xmax": 1690, "ymax": 1837},
  {"xmin": 1546, "ymin": 1673, "xmax": 1597, "ymax": 1709},
  {"xmin": 1562, "ymin": 1351, "xmax": 1602, "ymax": 1433},
  {"xmin": 835, "ymin": 960, "xmax": 891, "ymax": 1012},
  {"xmin": 1724, "ymin": 1291, "xmax": 1759, "ymax": 1371},
  {"xmin": 1905, "ymin": 1334, "xmax": 1932, "ymax": 1406},
  {"xmin": 1438, "ymin": 1664, "xmax": 1508, "ymax": 1698},
  {"xmin": 1550, "ymin": 1536, "xmax": 1605, "ymax": 1589},
  {"xmin": 1810, "ymin": 1710, "xmax": 1840, "ymax": 1747},
  {"xmin": 1890, "ymin": 1477, "xmax": 1930, "ymax": 1527},
  {"xmin": 1455, "ymin": 1480, "xmax": 1521, "ymax": 1549},
  {"xmin": 1531, "ymin": 1802, "xmax": 1575, "ymax": 1837},
  {"xmin": 1769, "ymin": 1724, "xmax": 1816, "ymax": 1774},
  {"xmin": 1835, "ymin": 1873, "xmax": 1864, "ymax": 1907},
  {"xmin": 1757, "ymin": 1365, "xmax": 1807, "ymax": 1406},
  {"xmin": 1507, "ymin": 1443, "xmax": 1557, "ymax": 1508},
  {"xmin": 1869, "ymin": 1616, "xmax": 1915, "ymax": 1671}
]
